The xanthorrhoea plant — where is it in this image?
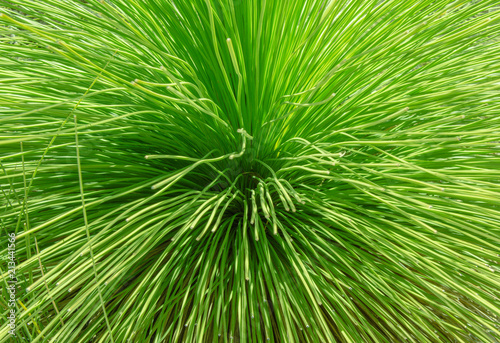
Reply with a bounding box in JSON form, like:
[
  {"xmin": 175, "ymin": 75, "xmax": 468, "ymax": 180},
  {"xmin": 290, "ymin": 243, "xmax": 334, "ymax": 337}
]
[{"xmin": 1, "ymin": 0, "xmax": 499, "ymax": 342}]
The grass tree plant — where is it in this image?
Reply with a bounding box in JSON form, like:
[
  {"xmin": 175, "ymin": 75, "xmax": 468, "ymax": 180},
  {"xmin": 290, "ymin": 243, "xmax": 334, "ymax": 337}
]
[{"xmin": 1, "ymin": 0, "xmax": 500, "ymax": 342}]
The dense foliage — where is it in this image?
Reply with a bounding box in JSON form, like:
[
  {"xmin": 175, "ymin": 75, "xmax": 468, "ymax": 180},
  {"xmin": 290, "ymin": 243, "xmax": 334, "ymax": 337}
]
[{"xmin": 1, "ymin": 0, "xmax": 499, "ymax": 342}]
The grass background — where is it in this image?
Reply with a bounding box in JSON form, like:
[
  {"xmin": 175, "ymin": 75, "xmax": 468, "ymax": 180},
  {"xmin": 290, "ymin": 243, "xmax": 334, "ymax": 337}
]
[{"xmin": 1, "ymin": 0, "xmax": 500, "ymax": 342}]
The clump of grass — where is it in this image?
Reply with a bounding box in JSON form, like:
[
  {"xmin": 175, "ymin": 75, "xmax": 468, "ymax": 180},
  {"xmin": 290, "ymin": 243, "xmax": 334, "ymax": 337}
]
[{"xmin": 1, "ymin": 0, "xmax": 499, "ymax": 342}]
